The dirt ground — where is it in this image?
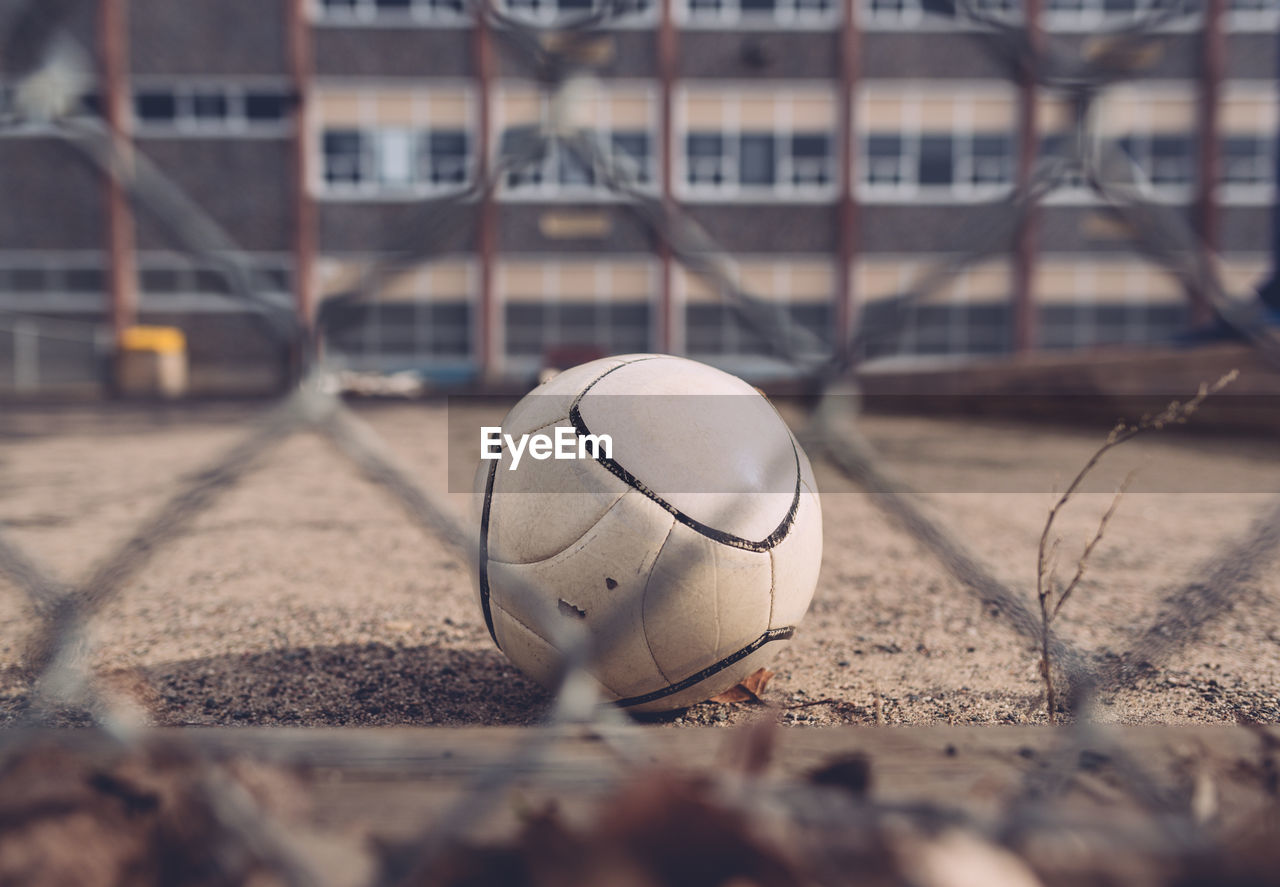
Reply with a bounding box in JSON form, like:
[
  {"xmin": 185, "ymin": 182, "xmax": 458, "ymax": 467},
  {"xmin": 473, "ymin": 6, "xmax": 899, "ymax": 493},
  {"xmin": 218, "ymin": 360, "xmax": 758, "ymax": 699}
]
[{"xmin": 1, "ymin": 398, "xmax": 1278, "ymax": 728}]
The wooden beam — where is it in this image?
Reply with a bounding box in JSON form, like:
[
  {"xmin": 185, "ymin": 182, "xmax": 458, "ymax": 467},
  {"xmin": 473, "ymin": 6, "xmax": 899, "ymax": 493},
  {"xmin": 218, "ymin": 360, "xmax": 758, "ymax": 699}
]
[
  {"xmin": 835, "ymin": 0, "xmax": 860, "ymax": 361},
  {"xmin": 1193, "ymin": 0, "xmax": 1226, "ymax": 327},
  {"xmin": 287, "ymin": 0, "xmax": 317, "ymax": 347},
  {"xmin": 475, "ymin": 5, "xmax": 499, "ymax": 379},
  {"xmin": 99, "ymin": 0, "xmax": 136, "ymax": 345},
  {"xmin": 657, "ymin": 0, "xmax": 678, "ymax": 355},
  {"xmin": 1011, "ymin": 0, "xmax": 1043, "ymax": 354}
]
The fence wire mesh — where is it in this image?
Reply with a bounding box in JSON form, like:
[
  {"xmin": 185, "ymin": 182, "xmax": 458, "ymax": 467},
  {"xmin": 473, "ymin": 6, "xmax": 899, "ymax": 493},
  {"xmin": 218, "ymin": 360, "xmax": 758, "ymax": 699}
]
[{"xmin": 1, "ymin": 0, "xmax": 1279, "ymax": 884}]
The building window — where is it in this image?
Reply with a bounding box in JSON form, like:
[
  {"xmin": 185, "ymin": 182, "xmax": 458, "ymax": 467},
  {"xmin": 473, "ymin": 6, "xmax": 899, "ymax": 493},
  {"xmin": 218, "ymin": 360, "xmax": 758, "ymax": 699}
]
[
  {"xmin": 319, "ymin": 260, "xmax": 475, "ymax": 362},
  {"xmin": 499, "ymin": 260, "xmax": 654, "ymax": 360},
  {"xmin": 321, "ymin": 127, "xmax": 470, "ymax": 193},
  {"xmin": 684, "ymin": 130, "xmax": 834, "ymax": 194},
  {"xmin": 683, "ymin": 0, "xmax": 837, "ymax": 26},
  {"xmin": 678, "ymin": 259, "xmax": 834, "ymax": 359},
  {"xmin": 1117, "ymin": 133, "xmax": 1194, "ymax": 188},
  {"xmin": 679, "ymin": 89, "xmax": 836, "ymax": 199},
  {"xmin": 861, "ymin": 300, "xmax": 1014, "ymax": 357},
  {"xmin": 861, "ymin": 131, "xmax": 1014, "ymax": 197},
  {"xmin": 856, "ymin": 260, "xmax": 1013, "ymax": 358},
  {"xmin": 1042, "ymin": 0, "xmax": 1184, "ymax": 29},
  {"xmin": 497, "ymin": 86, "xmax": 656, "ymax": 198},
  {"xmin": 138, "ymin": 258, "xmax": 292, "ymax": 304},
  {"xmin": 1032, "ymin": 260, "xmax": 1190, "ymax": 349},
  {"xmin": 502, "ymin": 131, "xmax": 652, "ymax": 195},
  {"xmin": 1221, "ymin": 134, "xmax": 1274, "ymax": 186},
  {"xmin": 505, "ymin": 302, "xmax": 650, "ymax": 356},
  {"xmin": 325, "ymin": 302, "xmax": 473, "ymax": 358},
  {"xmin": 315, "ymin": 0, "xmax": 467, "ymax": 23},
  {"xmin": 501, "ymin": 0, "xmax": 654, "ymax": 24},
  {"xmin": 970, "ymin": 134, "xmax": 1013, "ymax": 184},
  {"xmin": 861, "ymin": 0, "xmax": 1016, "ymax": 27},
  {"xmin": 686, "ymin": 303, "xmax": 772, "ymax": 355},
  {"xmin": 686, "ymin": 133, "xmax": 729, "ymax": 186},
  {"xmin": 1037, "ymin": 304, "xmax": 1188, "ymax": 349},
  {"xmin": 1229, "ymin": 0, "xmax": 1280, "ymax": 24},
  {"xmin": 132, "ymin": 84, "xmax": 293, "ymax": 134},
  {"xmin": 866, "ymin": 135, "xmax": 907, "ymax": 186},
  {"xmin": 0, "ymin": 260, "xmax": 107, "ymax": 312},
  {"xmin": 684, "ymin": 302, "xmax": 831, "ymax": 356},
  {"xmin": 863, "ymin": 0, "xmax": 950, "ymax": 26}
]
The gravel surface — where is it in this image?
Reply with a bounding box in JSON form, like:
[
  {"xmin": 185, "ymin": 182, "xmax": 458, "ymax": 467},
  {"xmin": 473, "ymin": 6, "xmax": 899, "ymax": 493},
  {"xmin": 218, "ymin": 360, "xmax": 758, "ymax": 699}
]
[{"xmin": 1, "ymin": 400, "xmax": 1278, "ymax": 727}]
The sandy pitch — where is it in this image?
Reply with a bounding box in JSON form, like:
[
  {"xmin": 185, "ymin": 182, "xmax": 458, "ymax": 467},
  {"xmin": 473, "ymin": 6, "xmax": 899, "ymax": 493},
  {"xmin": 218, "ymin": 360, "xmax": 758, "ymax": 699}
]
[{"xmin": 1, "ymin": 400, "xmax": 1277, "ymax": 727}]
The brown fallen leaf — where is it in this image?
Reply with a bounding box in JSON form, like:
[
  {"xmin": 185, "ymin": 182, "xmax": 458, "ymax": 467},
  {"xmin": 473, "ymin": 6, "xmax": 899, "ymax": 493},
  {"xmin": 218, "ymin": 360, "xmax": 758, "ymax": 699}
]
[
  {"xmin": 808, "ymin": 753, "xmax": 873, "ymax": 798},
  {"xmin": 411, "ymin": 772, "xmax": 802, "ymax": 887},
  {"xmin": 710, "ymin": 668, "xmax": 774, "ymax": 704}
]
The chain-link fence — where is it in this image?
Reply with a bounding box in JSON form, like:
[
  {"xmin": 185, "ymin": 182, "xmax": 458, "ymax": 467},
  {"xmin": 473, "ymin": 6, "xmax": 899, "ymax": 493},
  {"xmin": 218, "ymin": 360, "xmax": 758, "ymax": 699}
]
[{"xmin": 1, "ymin": 0, "xmax": 1279, "ymax": 883}]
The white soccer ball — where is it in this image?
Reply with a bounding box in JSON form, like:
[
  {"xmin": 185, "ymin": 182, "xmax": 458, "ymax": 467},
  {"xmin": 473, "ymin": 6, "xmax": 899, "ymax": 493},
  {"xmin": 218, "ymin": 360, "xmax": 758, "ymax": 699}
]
[{"xmin": 474, "ymin": 354, "xmax": 822, "ymax": 712}]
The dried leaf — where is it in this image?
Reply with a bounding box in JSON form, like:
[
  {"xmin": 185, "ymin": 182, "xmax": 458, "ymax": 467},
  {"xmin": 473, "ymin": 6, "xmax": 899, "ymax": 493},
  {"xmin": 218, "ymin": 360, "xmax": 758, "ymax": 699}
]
[
  {"xmin": 709, "ymin": 668, "xmax": 774, "ymax": 704},
  {"xmin": 725, "ymin": 716, "xmax": 777, "ymax": 777},
  {"xmin": 808, "ymin": 753, "xmax": 873, "ymax": 798}
]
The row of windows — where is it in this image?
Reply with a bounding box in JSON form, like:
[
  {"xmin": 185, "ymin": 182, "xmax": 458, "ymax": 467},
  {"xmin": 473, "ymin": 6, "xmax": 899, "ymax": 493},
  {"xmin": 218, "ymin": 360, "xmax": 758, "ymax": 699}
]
[
  {"xmin": 686, "ymin": 132, "xmax": 833, "ymax": 189},
  {"xmin": 861, "ymin": 302, "xmax": 1189, "ymax": 357},
  {"xmin": 4, "ymin": 251, "xmax": 1251, "ymax": 363},
  {"xmin": 323, "ymin": 129, "xmax": 470, "ymax": 188},
  {"xmin": 866, "ymin": 132, "xmax": 1012, "ymax": 191},
  {"xmin": 0, "ymin": 261, "xmax": 291, "ymax": 297},
  {"xmin": 321, "ymin": 300, "xmax": 830, "ymax": 359},
  {"xmin": 321, "ymin": 299, "xmax": 1193, "ymax": 361},
  {"xmin": 325, "ymin": 302, "xmax": 473, "ymax": 357},
  {"xmin": 313, "ymin": 0, "xmax": 1277, "ymax": 27},
  {"xmin": 316, "ymin": 0, "xmax": 840, "ymax": 25},
  {"xmin": 318, "ymin": 125, "xmax": 1275, "ymax": 197},
  {"xmin": 0, "ymin": 84, "xmax": 294, "ymax": 133},
  {"xmin": 505, "ymin": 302, "xmax": 651, "ymax": 355},
  {"xmin": 132, "ymin": 86, "xmax": 294, "ymax": 133},
  {"xmin": 866, "ymin": 0, "xmax": 1273, "ymax": 26},
  {"xmin": 504, "ymin": 130, "xmax": 654, "ymax": 190}
]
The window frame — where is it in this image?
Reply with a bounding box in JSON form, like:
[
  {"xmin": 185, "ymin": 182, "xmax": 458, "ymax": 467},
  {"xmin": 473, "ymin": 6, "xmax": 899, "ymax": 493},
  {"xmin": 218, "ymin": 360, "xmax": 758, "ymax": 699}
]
[
  {"xmin": 496, "ymin": 258, "xmax": 657, "ymax": 371},
  {"xmin": 130, "ymin": 80, "xmax": 294, "ymax": 138},
  {"xmin": 311, "ymin": 0, "xmax": 471, "ymax": 27},
  {"xmin": 674, "ymin": 258, "xmax": 836, "ymax": 359},
  {"xmin": 0, "ymin": 253, "xmax": 109, "ymax": 314},
  {"xmin": 1219, "ymin": 131, "xmax": 1277, "ymax": 205},
  {"xmin": 676, "ymin": 86, "xmax": 839, "ymax": 203},
  {"xmin": 679, "ymin": 0, "xmax": 840, "ymax": 30},
  {"xmin": 500, "ymin": 0, "xmax": 657, "ymax": 27},
  {"xmin": 315, "ymin": 82, "xmax": 477, "ymax": 200},
  {"xmin": 318, "ymin": 258, "xmax": 479, "ymax": 367},
  {"xmin": 496, "ymin": 83, "xmax": 659, "ymax": 203},
  {"xmin": 857, "ymin": 87, "xmax": 1018, "ymax": 204}
]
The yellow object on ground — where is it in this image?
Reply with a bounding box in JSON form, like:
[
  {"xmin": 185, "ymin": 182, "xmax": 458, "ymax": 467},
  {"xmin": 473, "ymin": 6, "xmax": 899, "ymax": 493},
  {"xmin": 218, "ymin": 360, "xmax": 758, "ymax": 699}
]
[
  {"xmin": 116, "ymin": 325, "xmax": 189, "ymax": 398},
  {"xmin": 120, "ymin": 325, "xmax": 186, "ymax": 355}
]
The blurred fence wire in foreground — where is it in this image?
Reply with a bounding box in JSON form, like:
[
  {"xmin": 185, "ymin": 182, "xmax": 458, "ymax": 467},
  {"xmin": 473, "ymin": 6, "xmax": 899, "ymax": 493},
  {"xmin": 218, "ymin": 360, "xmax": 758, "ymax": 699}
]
[{"xmin": 0, "ymin": 0, "xmax": 1279, "ymax": 884}]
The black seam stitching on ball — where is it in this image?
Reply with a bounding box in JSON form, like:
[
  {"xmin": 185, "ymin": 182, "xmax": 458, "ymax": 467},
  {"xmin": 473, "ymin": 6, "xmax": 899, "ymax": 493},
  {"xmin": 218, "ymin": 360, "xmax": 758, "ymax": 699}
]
[
  {"xmin": 478, "ymin": 457, "xmax": 500, "ymax": 648},
  {"xmin": 569, "ymin": 402, "xmax": 801, "ymax": 552},
  {"xmin": 639, "ymin": 517, "xmax": 680, "ymax": 686},
  {"xmin": 767, "ymin": 548, "xmax": 777, "ymax": 629},
  {"xmin": 492, "ymin": 600, "xmax": 557, "ymax": 652},
  {"xmin": 613, "ymin": 626, "xmax": 796, "ymax": 708}
]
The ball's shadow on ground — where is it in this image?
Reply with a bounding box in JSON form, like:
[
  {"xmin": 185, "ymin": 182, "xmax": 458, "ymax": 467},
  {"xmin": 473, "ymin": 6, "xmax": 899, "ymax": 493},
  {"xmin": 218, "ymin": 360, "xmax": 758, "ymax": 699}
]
[{"xmin": 140, "ymin": 643, "xmax": 553, "ymax": 727}]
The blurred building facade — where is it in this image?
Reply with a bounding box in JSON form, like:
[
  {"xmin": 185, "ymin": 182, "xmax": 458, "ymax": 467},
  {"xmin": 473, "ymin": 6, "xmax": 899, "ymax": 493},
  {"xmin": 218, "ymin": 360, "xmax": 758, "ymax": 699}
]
[{"xmin": 0, "ymin": 0, "xmax": 1276, "ymax": 392}]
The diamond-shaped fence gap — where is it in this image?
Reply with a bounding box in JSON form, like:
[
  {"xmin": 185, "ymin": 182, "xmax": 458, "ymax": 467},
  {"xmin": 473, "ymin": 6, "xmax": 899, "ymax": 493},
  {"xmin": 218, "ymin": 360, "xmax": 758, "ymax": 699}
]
[{"xmin": 0, "ymin": 404, "xmax": 265, "ymax": 585}]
